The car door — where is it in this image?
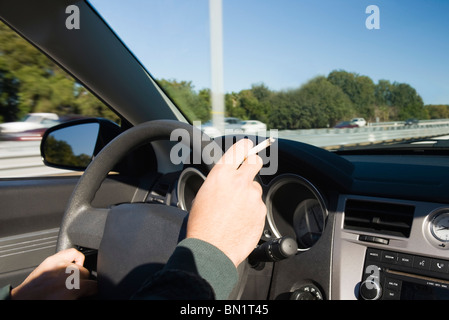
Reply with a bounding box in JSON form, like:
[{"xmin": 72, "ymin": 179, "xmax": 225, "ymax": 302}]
[
  {"xmin": 0, "ymin": 18, "xmax": 137, "ymax": 288},
  {"xmin": 0, "ymin": 172, "xmax": 147, "ymax": 288}
]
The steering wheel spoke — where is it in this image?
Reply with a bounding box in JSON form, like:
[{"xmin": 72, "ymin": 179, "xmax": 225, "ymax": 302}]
[{"xmin": 66, "ymin": 206, "xmax": 110, "ymax": 250}]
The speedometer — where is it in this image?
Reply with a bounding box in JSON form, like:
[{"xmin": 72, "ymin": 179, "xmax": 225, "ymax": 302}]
[
  {"xmin": 293, "ymin": 199, "xmax": 326, "ymax": 249},
  {"xmin": 431, "ymin": 211, "xmax": 449, "ymax": 242},
  {"xmin": 177, "ymin": 167, "xmax": 206, "ymax": 211},
  {"xmin": 266, "ymin": 174, "xmax": 328, "ymax": 251}
]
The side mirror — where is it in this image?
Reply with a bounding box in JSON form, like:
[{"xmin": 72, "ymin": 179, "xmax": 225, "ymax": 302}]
[{"xmin": 40, "ymin": 118, "xmax": 121, "ymax": 171}]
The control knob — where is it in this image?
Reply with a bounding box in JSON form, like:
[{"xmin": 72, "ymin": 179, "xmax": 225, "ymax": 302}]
[
  {"xmin": 248, "ymin": 236, "xmax": 297, "ymax": 268},
  {"xmin": 290, "ymin": 284, "xmax": 323, "ymax": 300},
  {"xmin": 359, "ymin": 279, "xmax": 382, "ymax": 300}
]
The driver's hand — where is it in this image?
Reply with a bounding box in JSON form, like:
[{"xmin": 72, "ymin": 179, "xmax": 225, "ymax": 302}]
[
  {"xmin": 10, "ymin": 248, "xmax": 97, "ymax": 300},
  {"xmin": 186, "ymin": 139, "xmax": 266, "ymax": 267}
]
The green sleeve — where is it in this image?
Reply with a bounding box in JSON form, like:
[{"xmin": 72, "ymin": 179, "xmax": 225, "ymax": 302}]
[
  {"xmin": 0, "ymin": 285, "xmax": 11, "ymax": 300},
  {"xmin": 132, "ymin": 238, "xmax": 239, "ymax": 300},
  {"xmin": 167, "ymin": 238, "xmax": 238, "ymax": 300}
]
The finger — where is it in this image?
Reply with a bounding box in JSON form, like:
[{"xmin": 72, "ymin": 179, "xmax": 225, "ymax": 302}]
[
  {"xmin": 71, "ymin": 253, "xmax": 86, "ymax": 267},
  {"xmin": 238, "ymin": 154, "xmax": 263, "ymax": 179},
  {"xmin": 252, "ymin": 180, "xmax": 263, "ymax": 196},
  {"xmin": 219, "ymin": 139, "xmax": 253, "ymax": 169},
  {"xmin": 57, "ymin": 248, "xmax": 86, "ymax": 266},
  {"xmin": 77, "ymin": 264, "xmax": 92, "ymax": 280}
]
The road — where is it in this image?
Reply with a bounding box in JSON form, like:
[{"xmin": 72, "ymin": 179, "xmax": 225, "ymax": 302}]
[{"xmin": 0, "ymin": 141, "xmax": 75, "ymax": 177}]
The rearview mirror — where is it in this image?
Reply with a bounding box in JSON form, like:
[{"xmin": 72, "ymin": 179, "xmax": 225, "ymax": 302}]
[{"xmin": 41, "ymin": 118, "xmax": 121, "ymax": 171}]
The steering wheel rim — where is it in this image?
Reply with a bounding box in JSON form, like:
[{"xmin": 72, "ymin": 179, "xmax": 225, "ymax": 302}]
[
  {"xmin": 57, "ymin": 120, "xmax": 216, "ymax": 251},
  {"xmin": 56, "ymin": 119, "xmax": 249, "ymax": 299}
]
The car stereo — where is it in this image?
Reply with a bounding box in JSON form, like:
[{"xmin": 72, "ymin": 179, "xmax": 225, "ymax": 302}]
[{"xmin": 359, "ymin": 247, "xmax": 449, "ymax": 300}]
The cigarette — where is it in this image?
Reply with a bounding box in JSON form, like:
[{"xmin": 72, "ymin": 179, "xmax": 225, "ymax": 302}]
[{"xmin": 245, "ymin": 137, "xmax": 276, "ymax": 159}]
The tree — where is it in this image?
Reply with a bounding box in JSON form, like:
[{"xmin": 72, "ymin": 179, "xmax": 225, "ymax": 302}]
[
  {"xmin": 328, "ymin": 70, "xmax": 375, "ymax": 121},
  {"xmin": 266, "ymin": 77, "xmax": 354, "ymax": 130},
  {"xmin": 157, "ymin": 79, "xmax": 211, "ymax": 123},
  {"xmin": 375, "ymin": 79, "xmax": 394, "ymax": 107},
  {"xmin": 426, "ymin": 105, "xmax": 449, "ymax": 119},
  {"xmin": 373, "ymin": 79, "xmax": 396, "ymax": 122},
  {"xmin": 224, "ymin": 83, "xmax": 272, "ymax": 124},
  {"xmin": 391, "ymin": 82, "xmax": 425, "ymax": 120},
  {"xmin": 0, "ymin": 69, "xmax": 20, "ymax": 122},
  {"xmin": 268, "ymin": 89, "xmax": 307, "ymax": 130},
  {"xmin": 44, "ymin": 135, "xmax": 92, "ymax": 168},
  {"xmin": 296, "ymin": 76, "xmax": 354, "ymax": 128},
  {"xmin": 75, "ymin": 86, "xmax": 120, "ymax": 123},
  {"xmin": 0, "ymin": 20, "xmax": 117, "ymax": 123},
  {"xmin": 225, "ymin": 92, "xmax": 244, "ymax": 119}
]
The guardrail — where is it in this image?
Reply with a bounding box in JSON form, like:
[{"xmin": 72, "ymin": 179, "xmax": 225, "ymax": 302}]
[
  {"xmin": 369, "ymin": 119, "xmax": 449, "ymax": 127},
  {"xmin": 278, "ymin": 121, "xmax": 449, "ymax": 149},
  {"xmin": 2, "ymin": 120, "xmax": 449, "ymax": 177},
  {"xmin": 0, "ymin": 141, "xmax": 74, "ymax": 177}
]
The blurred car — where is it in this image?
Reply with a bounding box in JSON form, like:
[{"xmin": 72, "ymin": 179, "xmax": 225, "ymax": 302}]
[
  {"xmin": 350, "ymin": 118, "xmax": 366, "ymax": 127},
  {"xmin": 0, "ymin": 113, "xmax": 60, "ymax": 134},
  {"xmin": 199, "ymin": 117, "xmax": 244, "ymax": 138},
  {"xmin": 199, "ymin": 122, "xmax": 221, "ymax": 138},
  {"xmin": 224, "ymin": 117, "xmax": 244, "ymax": 130},
  {"xmin": 0, "ymin": 127, "xmax": 49, "ymax": 141},
  {"xmin": 334, "ymin": 121, "xmax": 359, "ymax": 129},
  {"xmin": 241, "ymin": 120, "xmax": 267, "ymax": 135},
  {"xmin": 0, "ymin": 113, "xmax": 60, "ymax": 139},
  {"xmin": 0, "ymin": 114, "xmax": 89, "ymax": 141},
  {"xmin": 404, "ymin": 118, "xmax": 419, "ymax": 126},
  {"xmin": 200, "ymin": 118, "xmax": 266, "ymax": 138}
]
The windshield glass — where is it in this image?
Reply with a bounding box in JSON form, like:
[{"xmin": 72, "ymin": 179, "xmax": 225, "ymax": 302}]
[{"xmin": 89, "ymin": 0, "xmax": 449, "ymax": 151}]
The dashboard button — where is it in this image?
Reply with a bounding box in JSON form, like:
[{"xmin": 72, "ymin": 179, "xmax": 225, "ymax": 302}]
[
  {"xmin": 383, "ymin": 288, "xmax": 400, "ymax": 300},
  {"xmin": 430, "ymin": 259, "xmax": 449, "ymax": 273},
  {"xmin": 398, "ymin": 253, "xmax": 414, "ymax": 267},
  {"xmin": 385, "ymin": 278, "xmax": 401, "ymax": 291},
  {"xmin": 366, "ymin": 248, "xmax": 381, "ymax": 261},
  {"xmin": 382, "ymin": 251, "xmax": 398, "ymax": 263},
  {"xmin": 413, "ymin": 257, "xmax": 431, "ymax": 270}
]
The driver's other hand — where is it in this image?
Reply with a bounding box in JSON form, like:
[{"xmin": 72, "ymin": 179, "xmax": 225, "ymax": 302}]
[
  {"xmin": 186, "ymin": 138, "xmax": 266, "ymax": 268},
  {"xmin": 10, "ymin": 248, "xmax": 97, "ymax": 300}
]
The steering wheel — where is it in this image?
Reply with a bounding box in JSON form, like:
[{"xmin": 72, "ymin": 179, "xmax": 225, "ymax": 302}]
[
  {"xmin": 56, "ymin": 120, "xmax": 226, "ymax": 299},
  {"xmin": 56, "ymin": 119, "xmax": 248, "ymax": 299}
]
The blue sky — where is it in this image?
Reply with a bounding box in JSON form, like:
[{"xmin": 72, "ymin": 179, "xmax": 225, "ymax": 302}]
[{"xmin": 89, "ymin": 0, "xmax": 449, "ymax": 105}]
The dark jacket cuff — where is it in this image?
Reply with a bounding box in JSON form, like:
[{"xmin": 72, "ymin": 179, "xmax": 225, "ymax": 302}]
[{"xmin": 132, "ymin": 238, "xmax": 238, "ymax": 300}]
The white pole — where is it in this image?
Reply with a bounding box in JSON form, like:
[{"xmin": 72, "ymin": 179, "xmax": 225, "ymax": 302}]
[{"xmin": 209, "ymin": 0, "xmax": 225, "ymax": 134}]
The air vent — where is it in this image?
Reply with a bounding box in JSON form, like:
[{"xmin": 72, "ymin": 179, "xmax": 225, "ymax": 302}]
[{"xmin": 344, "ymin": 199, "xmax": 414, "ymax": 238}]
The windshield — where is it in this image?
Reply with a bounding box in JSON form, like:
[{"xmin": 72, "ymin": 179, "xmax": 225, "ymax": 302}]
[{"xmin": 89, "ymin": 0, "xmax": 449, "ymax": 150}]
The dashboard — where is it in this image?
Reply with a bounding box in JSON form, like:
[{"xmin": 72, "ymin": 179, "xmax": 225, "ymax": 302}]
[
  {"xmin": 174, "ymin": 137, "xmax": 449, "ymax": 300},
  {"xmin": 332, "ymin": 152, "xmax": 449, "ymax": 300}
]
